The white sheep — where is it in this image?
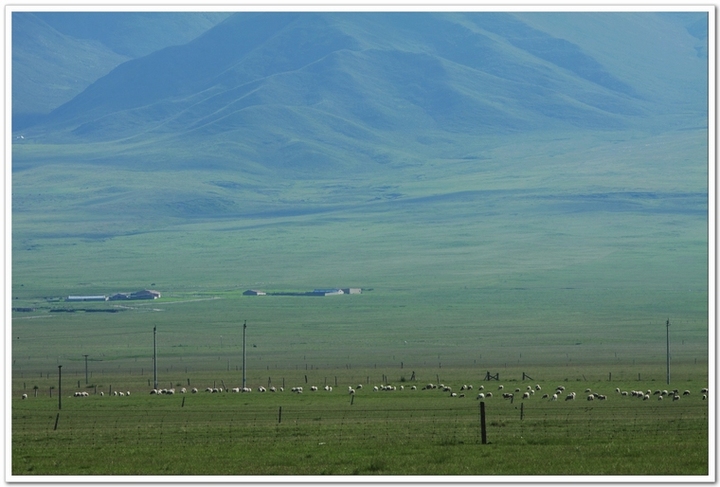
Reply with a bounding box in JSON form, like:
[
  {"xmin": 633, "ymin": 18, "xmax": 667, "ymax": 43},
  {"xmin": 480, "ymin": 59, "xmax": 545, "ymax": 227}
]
[
  {"xmin": 269, "ymin": 386, "xmax": 276, "ymax": 392},
  {"xmin": 522, "ymin": 392, "xmax": 530, "ymax": 399},
  {"xmin": 100, "ymin": 392, "xmax": 104, "ymax": 396},
  {"xmin": 551, "ymin": 394, "xmax": 558, "ymax": 401},
  {"xmin": 310, "ymin": 386, "xmax": 318, "ymax": 392},
  {"xmin": 565, "ymin": 392, "xmax": 576, "ymax": 401},
  {"xmin": 232, "ymin": 387, "xmax": 240, "ymax": 393},
  {"xmin": 180, "ymin": 388, "xmax": 187, "ymax": 394},
  {"xmin": 349, "ymin": 388, "xmax": 355, "ymax": 395},
  {"xmin": 476, "ymin": 393, "xmax": 485, "ymax": 400},
  {"xmin": 411, "ymin": 385, "xmax": 417, "ymax": 390},
  {"xmin": 21, "ymin": 393, "xmax": 27, "ymax": 400},
  {"xmin": 485, "ymin": 392, "xmax": 492, "ymax": 398},
  {"xmin": 192, "ymin": 388, "xmax": 198, "ymax": 393},
  {"xmin": 126, "ymin": 391, "xmax": 131, "ymax": 396}
]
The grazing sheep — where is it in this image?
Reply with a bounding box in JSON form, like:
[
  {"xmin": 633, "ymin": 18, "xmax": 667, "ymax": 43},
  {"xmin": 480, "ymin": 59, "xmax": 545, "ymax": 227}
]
[
  {"xmin": 167, "ymin": 389, "xmax": 175, "ymax": 395},
  {"xmin": 192, "ymin": 388, "xmax": 198, "ymax": 393},
  {"xmin": 551, "ymin": 394, "xmax": 558, "ymax": 401},
  {"xmin": 150, "ymin": 389, "xmax": 158, "ymax": 395},
  {"xmin": 683, "ymin": 390, "xmax": 691, "ymax": 396},
  {"xmin": 269, "ymin": 386, "xmax": 277, "ymax": 392},
  {"xmin": 701, "ymin": 388, "xmax": 709, "ymax": 394},
  {"xmin": 673, "ymin": 395, "xmax": 680, "ymax": 401},
  {"xmin": 21, "ymin": 393, "xmax": 27, "ymax": 399},
  {"xmin": 232, "ymin": 387, "xmax": 240, "ymax": 393},
  {"xmin": 411, "ymin": 386, "xmax": 417, "ymax": 390},
  {"xmin": 373, "ymin": 386, "xmax": 379, "ymax": 392},
  {"xmin": 498, "ymin": 385, "xmax": 504, "ymax": 390},
  {"xmin": 258, "ymin": 386, "xmax": 266, "ymax": 392},
  {"xmin": 205, "ymin": 387, "xmax": 213, "ymax": 393},
  {"xmin": 468, "ymin": 385, "xmax": 473, "ymax": 390},
  {"xmin": 476, "ymin": 393, "xmax": 485, "ymax": 400},
  {"xmin": 180, "ymin": 388, "xmax": 186, "ymax": 394},
  {"xmin": 514, "ymin": 388, "xmax": 521, "ymax": 393},
  {"xmin": 658, "ymin": 395, "xmax": 663, "ymax": 401},
  {"xmin": 242, "ymin": 387, "xmax": 252, "ymax": 393},
  {"xmin": 621, "ymin": 391, "xmax": 629, "ymax": 396},
  {"xmin": 450, "ymin": 392, "xmax": 457, "ymax": 397},
  {"xmin": 587, "ymin": 395, "xmax": 594, "ymax": 401},
  {"xmin": 542, "ymin": 394, "xmax": 549, "ymax": 399},
  {"xmin": 310, "ymin": 386, "xmax": 318, "ymax": 392},
  {"xmin": 522, "ymin": 392, "xmax": 530, "ymax": 399},
  {"xmin": 119, "ymin": 392, "xmax": 125, "ymax": 397},
  {"xmin": 126, "ymin": 391, "xmax": 131, "ymax": 396},
  {"xmin": 597, "ymin": 395, "xmax": 607, "ymax": 400},
  {"xmin": 349, "ymin": 388, "xmax": 355, "ymax": 395},
  {"xmin": 113, "ymin": 391, "xmax": 118, "ymax": 396},
  {"xmin": 478, "ymin": 385, "xmax": 484, "ymax": 391},
  {"xmin": 485, "ymin": 392, "xmax": 492, "ymax": 398},
  {"xmin": 702, "ymin": 395, "xmax": 707, "ymax": 400},
  {"xmin": 565, "ymin": 392, "xmax": 576, "ymax": 401},
  {"xmin": 502, "ymin": 393, "xmax": 514, "ymax": 399},
  {"xmin": 557, "ymin": 386, "xmax": 565, "ymax": 392},
  {"xmin": 643, "ymin": 394, "xmax": 649, "ymax": 401},
  {"xmin": 357, "ymin": 384, "xmax": 363, "ymax": 389},
  {"xmin": 461, "ymin": 385, "xmax": 468, "ymax": 391},
  {"xmin": 100, "ymin": 392, "xmax": 104, "ymax": 396}
]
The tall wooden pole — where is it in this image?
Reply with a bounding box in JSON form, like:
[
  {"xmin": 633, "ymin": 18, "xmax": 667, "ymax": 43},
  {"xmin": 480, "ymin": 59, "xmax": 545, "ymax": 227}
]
[
  {"xmin": 153, "ymin": 326, "xmax": 158, "ymax": 389},
  {"xmin": 666, "ymin": 319, "xmax": 671, "ymax": 385},
  {"xmin": 83, "ymin": 354, "xmax": 89, "ymax": 384},
  {"xmin": 58, "ymin": 365, "xmax": 62, "ymax": 410},
  {"xmin": 242, "ymin": 321, "xmax": 247, "ymax": 389}
]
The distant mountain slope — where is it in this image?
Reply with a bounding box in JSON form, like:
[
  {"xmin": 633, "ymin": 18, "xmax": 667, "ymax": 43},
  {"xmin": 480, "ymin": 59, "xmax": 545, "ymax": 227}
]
[
  {"xmin": 12, "ymin": 13, "xmax": 129, "ymax": 123},
  {"xmin": 15, "ymin": 12, "xmax": 708, "ymax": 178},
  {"xmin": 12, "ymin": 12, "xmax": 231, "ymax": 125}
]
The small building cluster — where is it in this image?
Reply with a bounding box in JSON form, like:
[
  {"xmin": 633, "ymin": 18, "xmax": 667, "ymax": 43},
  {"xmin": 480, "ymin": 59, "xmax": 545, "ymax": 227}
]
[
  {"xmin": 66, "ymin": 289, "xmax": 161, "ymax": 302},
  {"xmin": 243, "ymin": 287, "xmax": 362, "ymax": 296}
]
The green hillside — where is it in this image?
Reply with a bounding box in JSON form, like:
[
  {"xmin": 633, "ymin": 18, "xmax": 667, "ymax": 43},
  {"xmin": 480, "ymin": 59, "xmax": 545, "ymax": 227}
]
[{"xmin": 11, "ymin": 11, "xmax": 709, "ymax": 371}]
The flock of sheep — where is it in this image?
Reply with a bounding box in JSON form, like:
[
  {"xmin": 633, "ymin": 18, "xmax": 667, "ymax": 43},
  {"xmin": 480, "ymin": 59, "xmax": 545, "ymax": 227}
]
[{"xmin": 20, "ymin": 382, "xmax": 709, "ymax": 402}]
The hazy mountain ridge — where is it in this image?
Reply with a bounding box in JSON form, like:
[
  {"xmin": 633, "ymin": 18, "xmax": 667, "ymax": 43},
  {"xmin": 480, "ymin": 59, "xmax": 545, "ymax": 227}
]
[
  {"xmin": 15, "ymin": 11, "xmax": 707, "ymax": 180},
  {"xmin": 12, "ymin": 12, "xmax": 231, "ymax": 125}
]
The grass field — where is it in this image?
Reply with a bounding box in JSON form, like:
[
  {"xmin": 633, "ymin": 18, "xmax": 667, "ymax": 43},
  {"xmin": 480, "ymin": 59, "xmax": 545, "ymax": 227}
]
[
  {"xmin": 10, "ymin": 127, "xmax": 710, "ymax": 478},
  {"xmin": 11, "ymin": 367, "xmax": 709, "ymax": 477}
]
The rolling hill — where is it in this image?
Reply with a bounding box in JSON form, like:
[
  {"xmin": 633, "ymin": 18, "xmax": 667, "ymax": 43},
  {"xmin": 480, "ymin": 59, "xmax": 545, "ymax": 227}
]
[{"xmin": 11, "ymin": 11, "xmax": 709, "ymax": 332}]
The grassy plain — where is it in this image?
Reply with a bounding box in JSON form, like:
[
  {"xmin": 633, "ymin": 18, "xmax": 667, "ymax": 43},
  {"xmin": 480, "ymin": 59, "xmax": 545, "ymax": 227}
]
[{"xmin": 10, "ymin": 129, "xmax": 709, "ymax": 477}]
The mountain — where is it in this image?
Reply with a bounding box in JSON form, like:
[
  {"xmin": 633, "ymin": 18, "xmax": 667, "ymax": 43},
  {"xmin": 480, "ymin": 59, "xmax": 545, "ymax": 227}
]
[
  {"xmin": 15, "ymin": 12, "xmax": 707, "ymax": 178},
  {"xmin": 12, "ymin": 12, "xmax": 231, "ymax": 126}
]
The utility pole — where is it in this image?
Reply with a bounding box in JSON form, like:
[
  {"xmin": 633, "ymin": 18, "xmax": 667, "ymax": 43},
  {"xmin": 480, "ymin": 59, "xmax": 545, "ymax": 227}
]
[
  {"xmin": 666, "ymin": 319, "xmax": 671, "ymax": 385},
  {"xmin": 242, "ymin": 321, "xmax": 247, "ymax": 389},
  {"xmin": 83, "ymin": 354, "xmax": 89, "ymax": 384},
  {"xmin": 58, "ymin": 365, "xmax": 62, "ymax": 410},
  {"xmin": 153, "ymin": 326, "xmax": 158, "ymax": 389}
]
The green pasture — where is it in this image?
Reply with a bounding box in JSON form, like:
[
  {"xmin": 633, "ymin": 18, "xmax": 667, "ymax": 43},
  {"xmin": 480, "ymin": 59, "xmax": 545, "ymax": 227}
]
[
  {"xmin": 11, "ymin": 374, "xmax": 709, "ymax": 476},
  {"xmin": 11, "ymin": 128, "xmax": 709, "ymax": 476}
]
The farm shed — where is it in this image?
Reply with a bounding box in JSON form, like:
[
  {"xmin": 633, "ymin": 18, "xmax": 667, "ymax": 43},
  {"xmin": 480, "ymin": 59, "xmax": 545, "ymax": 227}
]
[
  {"xmin": 66, "ymin": 295, "xmax": 108, "ymax": 302},
  {"xmin": 243, "ymin": 290, "xmax": 266, "ymax": 296},
  {"xmin": 311, "ymin": 289, "xmax": 344, "ymax": 296},
  {"xmin": 109, "ymin": 293, "xmax": 130, "ymax": 301},
  {"xmin": 129, "ymin": 290, "xmax": 161, "ymax": 300},
  {"xmin": 342, "ymin": 288, "xmax": 362, "ymax": 294}
]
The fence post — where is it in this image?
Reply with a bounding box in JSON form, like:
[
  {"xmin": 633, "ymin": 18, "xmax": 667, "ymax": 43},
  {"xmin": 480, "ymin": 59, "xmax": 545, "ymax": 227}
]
[
  {"xmin": 278, "ymin": 406, "xmax": 282, "ymax": 424},
  {"xmin": 520, "ymin": 402, "xmax": 524, "ymax": 420},
  {"xmin": 479, "ymin": 401, "xmax": 487, "ymax": 444}
]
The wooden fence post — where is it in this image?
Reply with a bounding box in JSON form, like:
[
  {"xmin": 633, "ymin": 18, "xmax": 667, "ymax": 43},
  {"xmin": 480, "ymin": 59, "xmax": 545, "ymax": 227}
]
[{"xmin": 479, "ymin": 402, "xmax": 487, "ymax": 444}]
